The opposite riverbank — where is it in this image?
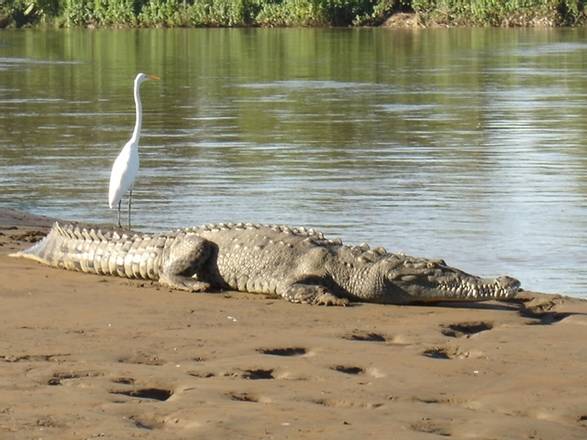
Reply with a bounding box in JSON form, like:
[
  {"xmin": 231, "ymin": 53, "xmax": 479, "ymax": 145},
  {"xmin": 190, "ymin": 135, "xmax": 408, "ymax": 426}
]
[
  {"xmin": 1, "ymin": 208, "xmax": 587, "ymax": 438},
  {"xmin": 1, "ymin": 0, "xmax": 586, "ymax": 29}
]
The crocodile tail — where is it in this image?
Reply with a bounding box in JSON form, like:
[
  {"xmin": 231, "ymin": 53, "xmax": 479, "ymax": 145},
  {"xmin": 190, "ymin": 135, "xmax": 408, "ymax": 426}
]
[
  {"xmin": 10, "ymin": 222, "xmax": 163, "ymax": 280},
  {"xmin": 10, "ymin": 222, "xmax": 114, "ymax": 275},
  {"xmin": 9, "ymin": 222, "xmax": 63, "ymax": 264}
]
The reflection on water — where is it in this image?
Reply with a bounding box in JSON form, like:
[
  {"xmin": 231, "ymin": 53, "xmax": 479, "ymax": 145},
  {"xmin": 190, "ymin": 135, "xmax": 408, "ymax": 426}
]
[{"xmin": 0, "ymin": 28, "xmax": 586, "ymax": 297}]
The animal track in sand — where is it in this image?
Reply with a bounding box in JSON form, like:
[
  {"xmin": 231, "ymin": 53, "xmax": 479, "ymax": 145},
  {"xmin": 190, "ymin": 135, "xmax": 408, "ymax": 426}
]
[
  {"xmin": 441, "ymin": 321, "xmax": 493, "ymax": 338},
  {"xmin": 112, "ymin": 377, "xmax": 135, "ymax": 385},
  {"xmin": 241, "ymin": 368, "xmax": 275, "ymax": 379},
  {"xmin": 187, "ymin": 370, "xmax": 216, "ymax": 378},
  {"xmin": 519, "ymin": 296, "xmax": 572, "ymax": 325},
  {"xmin": 422, "ymin": 346, "xmax": 453, "ymax": 360},
  {"xmin": 410, "ymin": 419, "xmax": 452, "ymax": 437},
  {"xmin": 422, "ymin": 345, "xmax": 484, "ymax": 360},
  {"xmin": 343, "ymin": 330, "xmax": 386, "ymax": 342},
  {"xmin": 47, "ymin": 370, "xmax": 103, "ymax": 385},
  {"xmin": 1, "ymin": 353, "xmax": 70, "ymax": 363},
  {"xmin": 411, "ymin": 395, "xmax": 464, "ymax": 406},
  {"xmin": 117, "ymin": 352, "xmax": 165, "ymax": 366},
  {"xmin": 34, "ymin": 416, "xmax": 66, "ymax": 429},
  {"xmin": 257, "ymin": 347, "xmax": 307, "ymax": 357},
  {"xmin": 331, "ymin": 365, "xmax": 364, "ymax": 375},
  {"xmin": 129, "ymin": 415, "xmax": 164, "ymax": 430},
  {"xmin": 227, "ymin": 392, "xmax": 259, "ymax": 403},
  {"xmin": 525, "ymin": 312, "xmax": 571, "ymax": 325},
  {"xmin": 414, "ymin": 396, "xmax": 447, "ymax": 404},
  {"xmin": 312, "ymin": 398, "xmax": 384, "ymax": 409},
  {"xmin": 188, "ymin": 368, "xmax": 275, "ymax": 380},
  {"xmin": 111, "ymin": 388, "xmax": 173, "ymax": 401}
]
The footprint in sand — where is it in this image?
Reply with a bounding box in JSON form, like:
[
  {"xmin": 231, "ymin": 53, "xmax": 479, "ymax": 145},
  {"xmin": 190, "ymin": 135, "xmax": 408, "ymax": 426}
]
[
  {"xmin": 342, "ymin": 330, "xmax": 386, "ymax": 342},
  {"xmin": 331, "ymin": 365, "xmax": 364, "ymax": 375},
  {"xmin": 47, "ymin": 370, "xmax": 103, "ymax": 385},
  {"xmin": 111, "ymin": 387, "xmax": 173, "ymax": 402},
  {"xmin": 410, "ymin": 418, "xmax": 452, "ymax": 437},
  {"xmin": 440, "ymin": 321, "xmax": 493, "ymax": 338},
  {"xmin": 422, "ymin": 346, "xmax": 454, "ymax": 359},
  {"xmin": 112, "ymin": 377, "xmax": 135, "ymax": 385},
  {"xmin": 422, "ymin": 345, "xmax": 485, "ymax": 360},
  {"xmin": 312, "ymin": 398, "xmax": 384, "ymax": 409},
  {"xmin": 128, "ymin": 415, "xmax": 164, "ymax": 430},
  {"xmin": 241, "ymin": 368, "xmax": 274, "ymax": 379},
  {"xmin": 188, "ymin": 368, "xmax": 275, "ymax": 380},
  {"xmin": 187, "ymin": 370, "xmax": 216, "ymax": 378},
  {"xmin": 525, "ymin": 312, "xmax": 571, "ymax": 325},
  {"xmin": 1, "ymin": 353, "xmax": 70, "ymax": 363},
  {"xmin": 117, "ymin": 352, "xmax": 165, "ymax": 366},
  {"xmin": 257, "ymin": 347, "xmax": 307, "ymax": 357},
  {"xmin": 227, "ymin": 392, "xmax": 262, "ymax": 403}
]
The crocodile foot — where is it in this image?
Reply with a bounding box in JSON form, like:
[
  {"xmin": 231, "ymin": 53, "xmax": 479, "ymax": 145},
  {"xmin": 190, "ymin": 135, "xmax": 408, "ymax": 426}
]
[
  {"xmin": 159, "ymin": 274, "xmax": 211, "ymax": 292},
  {"xmin": 282, "ymin": 284, "xmax": 349, "ymax": 307},
  {"xmin": 313, "ymin": 292, "xmax": 350, "ymax": 306}
]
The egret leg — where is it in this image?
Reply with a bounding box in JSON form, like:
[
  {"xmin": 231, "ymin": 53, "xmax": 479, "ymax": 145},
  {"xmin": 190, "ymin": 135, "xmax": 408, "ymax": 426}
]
[
  {"xmin": 116, "ymin": 200, "xmax": 122, "ymax": 228},
  {"xmin": 128, "ymin": 189, "xmax": 132, "ymax": 230}
]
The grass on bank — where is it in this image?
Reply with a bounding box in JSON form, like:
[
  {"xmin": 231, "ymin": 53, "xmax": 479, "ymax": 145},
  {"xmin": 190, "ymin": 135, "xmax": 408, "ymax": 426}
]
[{"xmin": 0, "ymin": 0, "xmax": 585, "ymax": 28}]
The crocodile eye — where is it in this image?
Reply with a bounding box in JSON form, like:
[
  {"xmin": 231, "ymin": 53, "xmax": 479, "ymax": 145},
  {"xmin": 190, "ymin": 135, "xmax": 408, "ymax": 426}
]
[{"xmin": 387, "ymin": 271, "xmax": 401, "ymax": 281}]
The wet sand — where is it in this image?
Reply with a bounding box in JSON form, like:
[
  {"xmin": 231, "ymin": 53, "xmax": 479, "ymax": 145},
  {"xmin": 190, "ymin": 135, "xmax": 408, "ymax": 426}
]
[{"xmin": 1, "ymin": 209, "xmax": 586, "ymax": 439}]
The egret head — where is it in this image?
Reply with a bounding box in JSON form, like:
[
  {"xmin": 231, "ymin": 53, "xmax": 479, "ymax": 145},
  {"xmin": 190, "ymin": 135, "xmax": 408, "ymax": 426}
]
[{"xmin": 135, "ymin": 73, "xmax": 160, "ymax": 84}]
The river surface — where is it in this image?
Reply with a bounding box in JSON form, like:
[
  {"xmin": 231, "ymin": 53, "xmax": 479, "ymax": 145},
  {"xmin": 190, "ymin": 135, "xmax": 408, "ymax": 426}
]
[{"xmin": 0, "ymin": 28, "xmax": 586, "ymax": 297}]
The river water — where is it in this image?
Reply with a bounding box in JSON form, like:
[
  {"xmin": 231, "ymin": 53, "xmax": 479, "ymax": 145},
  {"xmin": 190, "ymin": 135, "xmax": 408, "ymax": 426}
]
[{"xmin": 0, "ymin": 28, "xmax": 586, "ymax": 297}]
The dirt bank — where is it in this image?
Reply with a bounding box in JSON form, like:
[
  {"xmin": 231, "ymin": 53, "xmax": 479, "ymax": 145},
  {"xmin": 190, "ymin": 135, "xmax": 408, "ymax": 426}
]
[{"xmin": 1, "ymin": 209, "xmax": 586, "ymax": 439}]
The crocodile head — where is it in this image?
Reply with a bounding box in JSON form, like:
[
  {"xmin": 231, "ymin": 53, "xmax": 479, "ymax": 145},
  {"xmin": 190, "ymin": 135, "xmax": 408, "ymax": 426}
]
[{"xmin": 379, "ymin": 256, "xmax": 521, "ymax": 304}]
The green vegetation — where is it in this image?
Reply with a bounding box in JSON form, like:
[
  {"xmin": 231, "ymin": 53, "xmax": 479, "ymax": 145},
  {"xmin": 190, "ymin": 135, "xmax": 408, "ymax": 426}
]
[
  {"xmin": 412, "ymin": 0, "xmax": 586, "ymax": 26},
  {"xmin": 0, "ymin": 0, "xmax": 585, "ymax": 28}
]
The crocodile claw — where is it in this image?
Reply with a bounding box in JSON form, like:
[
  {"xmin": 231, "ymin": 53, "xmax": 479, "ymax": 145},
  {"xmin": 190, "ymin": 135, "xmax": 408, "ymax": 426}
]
[{"xmin": 313, "ymin": 293, "xmax": 350, "ymax": 307}]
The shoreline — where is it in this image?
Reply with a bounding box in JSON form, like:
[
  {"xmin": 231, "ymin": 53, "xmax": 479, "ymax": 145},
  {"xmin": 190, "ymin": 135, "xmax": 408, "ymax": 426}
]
[{"xmin": 2, "ymin": 208, "xmax": 587, "ymax": 438}]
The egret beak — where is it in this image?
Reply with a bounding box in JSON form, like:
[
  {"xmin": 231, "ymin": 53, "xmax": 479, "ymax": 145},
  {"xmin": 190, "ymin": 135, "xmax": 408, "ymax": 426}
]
[{"xmin": 148, "ymin": 74, "xmax": 160, "ymax": 81}]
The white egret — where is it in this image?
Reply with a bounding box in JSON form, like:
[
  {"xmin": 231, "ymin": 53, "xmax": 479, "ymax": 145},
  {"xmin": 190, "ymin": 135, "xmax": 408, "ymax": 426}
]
[{"xmin": 108, "ymin": 72, "xmax": 160, "ymax": 229}]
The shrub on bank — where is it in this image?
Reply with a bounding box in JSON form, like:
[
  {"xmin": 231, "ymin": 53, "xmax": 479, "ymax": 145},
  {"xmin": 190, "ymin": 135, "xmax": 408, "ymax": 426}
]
[
  {"xmin": 0, "ymin": 0, "xmax": 584, "ymax": 28},
  {"xmin": 412, "ymin": 0, "xmax": 586, "ymax": 26}
]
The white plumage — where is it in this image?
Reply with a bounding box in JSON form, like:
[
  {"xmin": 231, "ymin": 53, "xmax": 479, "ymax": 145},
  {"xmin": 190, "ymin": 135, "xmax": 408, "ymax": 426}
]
[
  {"xmin": 108, "ymin": 72, "xmax": 159, "ymax": 228},
  {"xmin": 108, "ymin": 139, "xmax": 139, "ymax": 209}
]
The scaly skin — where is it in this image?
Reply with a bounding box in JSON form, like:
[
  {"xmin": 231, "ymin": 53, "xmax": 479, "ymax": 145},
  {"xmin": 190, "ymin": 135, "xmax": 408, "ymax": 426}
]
[{"xmin": 10, "ymin": 222, "xmax": 521, "ymax": 306}]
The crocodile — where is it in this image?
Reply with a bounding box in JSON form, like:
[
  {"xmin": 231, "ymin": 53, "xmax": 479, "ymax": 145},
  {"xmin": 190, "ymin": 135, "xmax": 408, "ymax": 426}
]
[{"xmin": 10, "ymin": 222, "xmax": 521, "ymax": 305}]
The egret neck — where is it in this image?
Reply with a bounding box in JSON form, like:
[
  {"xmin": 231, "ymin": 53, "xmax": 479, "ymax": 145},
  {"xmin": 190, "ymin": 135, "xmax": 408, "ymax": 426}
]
[{"xmin": 130, "ymin": 75, "xmax": 143, "ymax": 145}]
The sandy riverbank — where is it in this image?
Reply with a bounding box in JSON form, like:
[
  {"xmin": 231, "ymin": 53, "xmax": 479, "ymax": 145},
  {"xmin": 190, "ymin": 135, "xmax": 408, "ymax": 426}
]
[{"xmin": 1, "ymin": 209, "xmax": 586, "ymax": 439}]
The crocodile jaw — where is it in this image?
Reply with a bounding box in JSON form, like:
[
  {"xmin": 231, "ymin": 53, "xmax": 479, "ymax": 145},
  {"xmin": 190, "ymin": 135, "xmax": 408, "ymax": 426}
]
[
  {"xmin": 388, "ymin": 273, "xmax": 521, "ymax": 303},
  {"xmin": 434, "ymin": 275, "xmax": 521, "ymax": 301}
]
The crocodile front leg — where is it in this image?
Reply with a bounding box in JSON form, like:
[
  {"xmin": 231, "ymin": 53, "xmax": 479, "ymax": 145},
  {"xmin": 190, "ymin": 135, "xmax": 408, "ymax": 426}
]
[
  {"xmin": 281, "ymin": 282, "xmax": 349, "ymax": 306},
  {"xmin": 159, "ymin": 235, "xmax": 213, "ymax": 292}
]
